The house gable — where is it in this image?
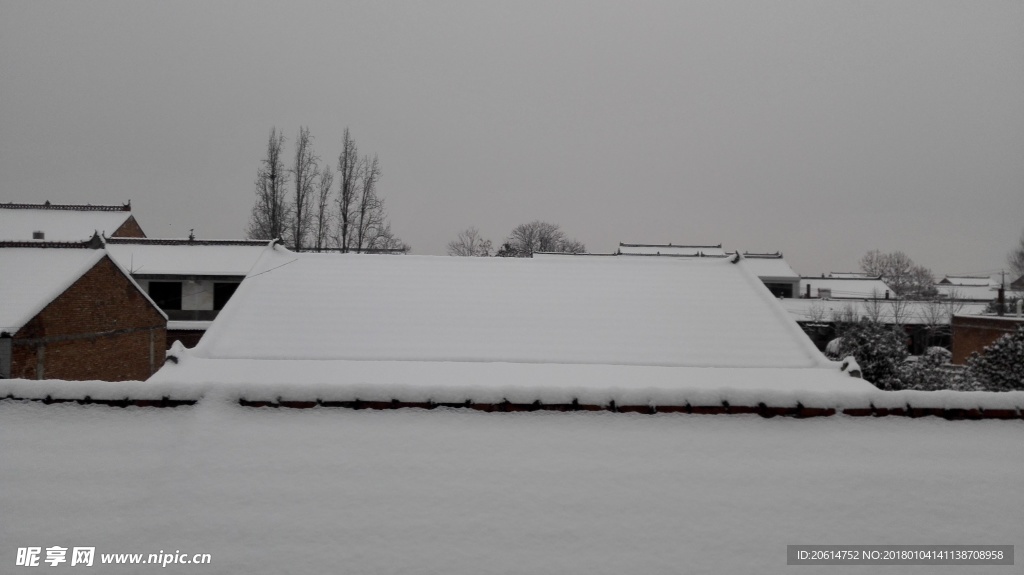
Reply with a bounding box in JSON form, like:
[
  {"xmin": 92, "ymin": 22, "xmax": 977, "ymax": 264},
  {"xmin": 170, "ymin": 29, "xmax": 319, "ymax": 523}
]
[{"xmin": 9, "ymin": 254, "xmax": 166, "ymax": 381}]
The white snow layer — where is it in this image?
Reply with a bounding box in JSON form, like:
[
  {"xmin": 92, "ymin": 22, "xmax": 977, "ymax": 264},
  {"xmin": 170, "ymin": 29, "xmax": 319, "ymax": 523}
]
[
  {"xmin": 194, "ymin": 246, "xmax": 829, "ymax": 369},
  {"xmin": 105, "ymin": 242, "xmax": 266, "ymax": 276},
  {"xmin": 0, "ymin": 208, "xmax": 132, "ymax": 242},
  {"xmin": 1, "ymin": 401, "xmax": 1020, "ymax": 575},
  {"xmin": 0, "ymin": 248, "xmax": 105, "ymax": 332}
]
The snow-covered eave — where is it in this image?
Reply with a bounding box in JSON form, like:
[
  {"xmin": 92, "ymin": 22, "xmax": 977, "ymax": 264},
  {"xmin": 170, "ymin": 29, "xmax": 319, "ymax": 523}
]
[{"xmin": 3, "ymin": 376, "xmax": 1022, "ymax": 419}]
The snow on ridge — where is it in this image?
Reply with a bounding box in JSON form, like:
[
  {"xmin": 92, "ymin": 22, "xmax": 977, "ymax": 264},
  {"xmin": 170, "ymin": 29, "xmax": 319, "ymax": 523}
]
[{"xmin": 193, "ymin": 245, "xmax": 829, "ymax": 369}]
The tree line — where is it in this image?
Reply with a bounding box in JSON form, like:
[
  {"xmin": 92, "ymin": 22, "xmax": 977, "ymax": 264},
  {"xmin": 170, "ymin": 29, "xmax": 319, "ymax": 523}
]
[
  {"xmin": 247, "ymin": 127, "xmax": 407, "ymax": 253},
  {"xmin": 447, "ymin": 221, "xmax": 585, "ymax": 257}
]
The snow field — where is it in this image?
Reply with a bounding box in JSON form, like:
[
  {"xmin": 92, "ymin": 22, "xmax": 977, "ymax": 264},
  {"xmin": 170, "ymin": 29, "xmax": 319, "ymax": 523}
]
[{"xmin": 1, "ymin": 400, "xmax": 1020, "ymax": 574}]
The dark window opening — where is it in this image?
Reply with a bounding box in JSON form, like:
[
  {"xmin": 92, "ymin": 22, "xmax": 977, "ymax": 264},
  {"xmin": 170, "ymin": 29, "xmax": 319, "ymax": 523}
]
[
  {"xmin": 763, "ymin": 282, "xmax": 795, "ymax": 299},
  {"xmin": 149, "ymin": 281, "xmax": 183, "ymax": 311},
  {"xmin": 213, "ymin": 282, "xmax": 240, "ymax": 311}
]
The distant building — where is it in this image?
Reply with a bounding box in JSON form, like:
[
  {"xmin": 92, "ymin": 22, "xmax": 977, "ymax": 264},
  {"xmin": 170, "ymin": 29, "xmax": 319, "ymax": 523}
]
[
  {"xmin": 740, "ymin": 252, "xmax": 800, "ymax": 298},
  {"xmin": 934, "ymin": 275, "xmax": 1023, "ymax": 303},
  {"xmin": 105, "ymin": 238, "xmax": 267, "ymax": 347},
  {"xmin": 799, "ymin": 275, "xmax": 894, "ymax": 300},
  {"xmin": 0, "ymin": 239, "xmax": 165, "ymax": 381},
  {"xmin": 617, "ymin": 242, "xmax": 802, "ymax": 297},
  {"xmin": 950, "ymin": 314, "xmax": 1024, "ymax": 364},
  {"xmin": 0, "ymin": 201, "xmax": 145, "ymax": 241}
]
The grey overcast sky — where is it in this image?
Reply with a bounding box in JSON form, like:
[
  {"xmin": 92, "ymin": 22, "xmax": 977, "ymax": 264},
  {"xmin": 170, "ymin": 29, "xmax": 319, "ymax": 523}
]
[{"xmin": 2, "ymin": 0, "xmax": 1022, "ymax": 277}]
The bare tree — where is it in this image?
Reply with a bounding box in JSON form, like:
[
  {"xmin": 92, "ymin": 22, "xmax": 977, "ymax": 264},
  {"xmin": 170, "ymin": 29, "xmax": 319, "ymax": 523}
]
[
  {"xmin": 860, "ymin": 250, "xmax": 935, "ymax": 298},
  {"xmin": 312, "ymin": 163, "xmax": 334, "ymax": 252},
  {"xmin": 504, "ymin": 221, "xmax": 585, "ymax": 257},
  {"xmin": 1010, "ymin": 229, "xmax": 1024, "ymax": 278},
  {"xmin": 864, "ymin": 293, "xmax": 885, "ymax": 324},
  {"xmin": 247, "ymin": 127, "xmax": 291, "ymax": 241},
  {"xmin": 920, "ymin": 290, "xmax": 965, "ymax": 347},
  {"xmin": 888, "ymin": 296, "xmax": 910, "ymax": 328},
  {"xmin": 352, "ymin": 155, "xmax": 383, "ymax": 252},
  {"xmin": 366, "ymin": 222, "xmax": 410, "ymax": 252},
  {"xmin": 448, "ymin": 227, "xmax": 493, "ymax": 256},
  {"xmin": 290, "ymin": 126, "xmax": 319, "ymax": 251},
  {"xmin": 336, "ymin": 128, "xmax": 360, "ymax": 252}
]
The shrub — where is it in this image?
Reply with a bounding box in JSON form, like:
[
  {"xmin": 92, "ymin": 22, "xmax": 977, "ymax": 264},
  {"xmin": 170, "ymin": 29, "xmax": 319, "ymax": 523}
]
[
  {"xmin": 895, "ymin": 347, "xmax": 955, "ymax": 391},
  {"xmin": 964, "ymin": 326, "xmax": 1024, "ymax": 391},
  {"xmin": 831, "ymin": 320, "xmax": 908, "ymax": 389}
]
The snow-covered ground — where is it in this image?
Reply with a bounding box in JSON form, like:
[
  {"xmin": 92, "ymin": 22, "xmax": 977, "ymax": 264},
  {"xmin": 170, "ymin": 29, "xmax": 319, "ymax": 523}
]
[{"xmin": 2, "ymin": 400, "xmax": 1019, "ymax": 574}]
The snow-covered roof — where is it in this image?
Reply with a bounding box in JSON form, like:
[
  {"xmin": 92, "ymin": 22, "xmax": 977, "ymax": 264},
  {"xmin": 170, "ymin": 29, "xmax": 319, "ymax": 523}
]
[
  {"xmin": 780, "ymin": 299, "xmax": 988, "ymax": 325},
  {"xmin": 934, "ymin": 283, "xmax": 999, "ymax": 301},
  {"xmin": 154, "ymin": 245, "xmax": 869, "ymax": 392},
  {"xmin": 105, "ymin": 239, "xmax": 268, "ymax": 277},
  {"xmin": 618, "ymin": 243, "xmax": 727, "ymax": 257},
  {"xmin": 0, "ymin": 247, "xmax": 107, "ymax": 332},
  {"xmin": 938, "ymin": 275, "xmax": 994, "ymax": 286},
  {"xmin": 799, "ymin": 277, "xmax": 894, "ymax": 299},
  {"xmin": 739, "ymin": 253, "xmax": 799, "ymax": 279},
  {"xmin": 0, "ymin": 203, "xmax": 135, "ymax": 242}
]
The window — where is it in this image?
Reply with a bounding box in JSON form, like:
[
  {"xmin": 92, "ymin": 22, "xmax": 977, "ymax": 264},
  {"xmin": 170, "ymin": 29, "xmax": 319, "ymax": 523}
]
[
  {"xmin": 148, "ymin": 281, "xmax": 183, "ymax": 311},
  {"xmin": 213, "ymin": 282, "xmax": 240, "ymax": 311},
  {"xmin": 763, "ymin": 282, "xmax": 795, "ymax": 299},
  {"xmin": 0, "ymin": 336, "xmax": 11, "ymax": 379}
]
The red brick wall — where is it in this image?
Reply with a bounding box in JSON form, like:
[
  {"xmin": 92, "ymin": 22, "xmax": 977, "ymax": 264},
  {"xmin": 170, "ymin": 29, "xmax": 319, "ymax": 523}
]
[
  {"xmin": 166, "ymin": 329, "xmax": 205, "ymax": 349},
  {"xmin": 111, "ymin": 216, "xmax": 146, "ymax": 238},
  {"xmin": 12, "ymin": 255, "xmax": 166, "ymax": 381},
  {"xmin": 951, "ymin": 315, "xmax": 1024, "ymax": 364}
]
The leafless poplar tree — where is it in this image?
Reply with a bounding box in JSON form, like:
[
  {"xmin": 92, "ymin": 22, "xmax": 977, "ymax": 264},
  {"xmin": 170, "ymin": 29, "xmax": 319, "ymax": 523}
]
[
  {"xmin": 352, "ymin": 155, "xmax": 384, "ymax": 251},
  {"xmin": 447, "ymin": 227, "xmax": 493, "ymax": 256},
  {"xmin": 313, "ymin": 163, "xmax": 334, "ymax": 252},
  {"xmin": 336, "ymin": 128, "xmax": 360, "ymax": 252},
  {"xmin": 247, "ymin": 127, "xmax": 291, "ymax": 241},
  {"xmin": 290, "ymin": 126, "xmax": 319, "ymax": 251}
]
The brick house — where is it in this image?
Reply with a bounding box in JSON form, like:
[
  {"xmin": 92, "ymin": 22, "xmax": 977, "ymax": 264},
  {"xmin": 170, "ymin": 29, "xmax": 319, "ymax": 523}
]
[
  {"xmin": 0, "ymin": 201, "xmax": 146, "ymax": 241},
  {"xmin": 0, "ymin": 239, "xmax": 166, "ymax": 381}
]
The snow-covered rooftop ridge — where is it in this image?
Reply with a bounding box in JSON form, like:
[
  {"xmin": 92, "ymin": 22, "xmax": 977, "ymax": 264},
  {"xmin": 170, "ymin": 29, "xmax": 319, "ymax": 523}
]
[
  {"xmin": 193, "ymin": 244, "xmax": 829, "ymax": 369},
  {"xmin": 0, "ymin": 203, "xmax": 135, "ymax": 242},
  {"xmin": 939, "ymin": 275, "xmax": 995, "ymax": 286},
  {"xmin": 828, "ymin": 272, "xmax": 875, "ymax": 279},
  {"xmin": 0, "ymin": 247, "xmax": 107, "ymax": 332},
  {"xmin": 106, "ymin": 241, "xmax": 268, "ymax": 276},
  {"xmin": 739, "ymin": 254, "xmax": 799, "ymax": 279},
  {"xmin": 1, "ymin": 201, "xmax": 131, "ymax": 212},
  {"xmin": 618, "ymin": 242, "xmax": 727, "ymax": 256},
  {"xmin": 106, "ymin": 237, "xmax": 268, "ymax": 246}
]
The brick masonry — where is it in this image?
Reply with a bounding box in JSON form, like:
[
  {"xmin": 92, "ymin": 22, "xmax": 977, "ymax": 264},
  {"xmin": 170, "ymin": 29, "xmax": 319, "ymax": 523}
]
[
  {"xmin": 950, "ymin": 315, "xmax": 1024, "ymax": 364},
  {"xmin": 11, "ymin": 255, "xmax": 166, "ymax": 381},
  {"xmin": 111, "ymin": 215, "xmax": 146, "ymax": 238}
]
